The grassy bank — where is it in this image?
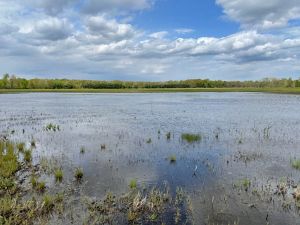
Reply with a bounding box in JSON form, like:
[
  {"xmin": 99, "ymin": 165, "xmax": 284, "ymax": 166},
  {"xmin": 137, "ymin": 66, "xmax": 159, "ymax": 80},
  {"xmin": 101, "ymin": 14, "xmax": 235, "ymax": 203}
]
[{"xmin": 1, "ymin": 87, "xmax": 300, "ymax": 94}]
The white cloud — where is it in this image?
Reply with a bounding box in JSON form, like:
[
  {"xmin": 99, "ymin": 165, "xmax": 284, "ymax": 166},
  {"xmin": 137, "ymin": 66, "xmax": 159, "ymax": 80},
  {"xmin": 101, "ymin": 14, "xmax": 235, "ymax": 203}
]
[
  {"xmin": 216, "ymin": 0, "xmax": 300, "ymax": 29},
  {"xmin": 85, "ymin": 16, "xmax": 137, "ymax": 42}
]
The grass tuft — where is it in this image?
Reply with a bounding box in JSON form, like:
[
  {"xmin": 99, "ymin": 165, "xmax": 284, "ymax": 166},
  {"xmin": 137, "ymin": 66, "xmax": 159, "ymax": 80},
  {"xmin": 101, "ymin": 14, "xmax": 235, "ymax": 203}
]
[
  {"xmin": 54, "ymin": 169, "xmax": 63, "ymax": 182},
  {"xmin": 74, "ymin": 168, "xmax": 83, "ymax": 181},
  {"xmin": 181, "ymin": 133, "xmax": 201, "ymax": 143},
  {"xmin": 129, "ymin": 179, "xmax": 137, "ymax": 189},
  {"xmin": 291, "ymin": 159, "xmax": 300, "ymax": 170}
]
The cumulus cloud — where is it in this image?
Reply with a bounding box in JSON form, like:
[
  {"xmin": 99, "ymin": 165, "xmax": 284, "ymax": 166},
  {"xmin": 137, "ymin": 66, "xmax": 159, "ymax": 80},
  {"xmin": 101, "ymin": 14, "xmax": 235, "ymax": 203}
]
[
  {"xmin": 32, "ymin": 18, "xmax": 73, "ymax": 41},
  {"xmin": 85, "ymin": 16, "xmax": 137, "ymax": 42},
  {"xmin": 216, "ymin": 0, "xmax": 300, "ymax": 29}
]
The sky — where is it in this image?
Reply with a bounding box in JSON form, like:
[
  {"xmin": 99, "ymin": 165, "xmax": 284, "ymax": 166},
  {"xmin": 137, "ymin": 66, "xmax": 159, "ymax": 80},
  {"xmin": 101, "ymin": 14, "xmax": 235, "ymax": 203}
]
[{"xmin": 0, "ymin": 0, "xmax": 300, "ymax": 81}]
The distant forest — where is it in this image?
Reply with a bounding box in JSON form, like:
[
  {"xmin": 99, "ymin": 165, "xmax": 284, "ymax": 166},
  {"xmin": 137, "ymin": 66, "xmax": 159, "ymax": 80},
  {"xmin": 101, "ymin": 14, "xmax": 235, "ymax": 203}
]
[{"xmin": 1, "ymin": 74, "xmax": 300, "ymax": 89}]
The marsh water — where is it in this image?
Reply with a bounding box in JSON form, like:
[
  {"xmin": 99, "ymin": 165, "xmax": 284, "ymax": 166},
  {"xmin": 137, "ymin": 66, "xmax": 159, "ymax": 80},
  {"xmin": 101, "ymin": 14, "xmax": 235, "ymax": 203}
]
[{"xmin": 1, "ymin": 92, "xmax": 300, "ymax": 224}]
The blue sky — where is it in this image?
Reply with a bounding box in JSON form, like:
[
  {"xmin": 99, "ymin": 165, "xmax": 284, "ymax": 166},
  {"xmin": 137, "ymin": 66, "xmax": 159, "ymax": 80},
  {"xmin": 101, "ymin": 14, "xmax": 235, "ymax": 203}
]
[
  {"xmin": 0, "ymin": 0, "xmax": 300, "ymax": 81},
  {"xmin": 134, "ymin": 0, "xmax": 239, "ymax": 37}
]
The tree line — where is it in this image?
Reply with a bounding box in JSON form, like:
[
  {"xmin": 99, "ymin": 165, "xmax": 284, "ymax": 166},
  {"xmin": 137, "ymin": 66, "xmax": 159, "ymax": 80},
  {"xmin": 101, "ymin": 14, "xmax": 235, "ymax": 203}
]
[{"xmin": 1, "ymin": 74, "xmax": 300, "ymax": 89}]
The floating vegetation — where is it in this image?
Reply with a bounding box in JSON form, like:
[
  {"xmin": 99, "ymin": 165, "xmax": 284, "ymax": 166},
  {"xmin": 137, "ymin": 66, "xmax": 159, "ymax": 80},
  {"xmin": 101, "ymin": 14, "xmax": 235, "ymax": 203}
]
[
  {"xmin": 75, "ymin": 168, "xmax": 83, "ymax": 181},
  {"xmin": 181, "ymin": 133, "xmax": 201, "ymax": 143},
  {"xmin": 45, "ymin": 123, "xmax": 60, "ymax": 132}
]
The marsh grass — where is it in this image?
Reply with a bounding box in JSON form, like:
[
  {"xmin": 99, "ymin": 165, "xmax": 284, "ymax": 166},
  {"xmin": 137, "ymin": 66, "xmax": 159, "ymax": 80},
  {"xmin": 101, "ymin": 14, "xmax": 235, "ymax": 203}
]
[
  {"xmin": 0, "ymin": 141, "xmax": 19, "ymax": 178},
  {"xmin": 16, "ymin": 142, "xmax": 25, "ymax": 152},
  {"xmin": 23, "ymin": 149, "xmax": 32, "ymax": 163},
  {"xmin": 36, "ymin": 181, "xmax": 46, "ymax": 192},
  {"xmin": 31, "ymin": 139, "xmax": 36, "ymax": 148},
  {"xmin": 46, "ymin": 123, "xmax": 60, "ymax": 132},
  {"xmin": 169, "ymin": 155, "xmax": 177, "ymax": 163},
  {"xmin": 86, "ymin": 184, "xmax": 192, "ymax": 224},
  {"xmin": 291, "ymin": 159, "xmax": 300, "ymax": 170},
  {"xmin": 54, "ymin": 169, "xmax": 63, "ymax": 182},
  {"xmin": 181, "ymin": 133, "xmax": 201, "ymax": 143},
  {"xmin": 74, "ymin": 168, "xmax": 83, "ymax": 180},
  {"xmin": 166, "ymin": 132, "xmax": 171, "ymax": 140},
  {"xmin": 129, "ymin": 179, "xmax": 137, "ymax": 189},
  {"xmin": 234, "ymin": 178, "xmax": 251, "ymax": 191}
]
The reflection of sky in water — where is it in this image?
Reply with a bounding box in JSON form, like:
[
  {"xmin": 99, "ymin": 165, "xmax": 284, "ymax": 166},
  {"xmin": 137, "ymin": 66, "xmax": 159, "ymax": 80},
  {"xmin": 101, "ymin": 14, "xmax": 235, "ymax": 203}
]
[{"xmin": 1, "ymin": 92, "xmax": 300, "ymax": 225}]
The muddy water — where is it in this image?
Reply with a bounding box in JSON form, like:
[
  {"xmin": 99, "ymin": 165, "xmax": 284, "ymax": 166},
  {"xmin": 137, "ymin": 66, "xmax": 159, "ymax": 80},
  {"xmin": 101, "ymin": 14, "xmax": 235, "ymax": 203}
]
[{"xmin": 1, "ymin": 92, "xmax": 300, "ymax": 224}]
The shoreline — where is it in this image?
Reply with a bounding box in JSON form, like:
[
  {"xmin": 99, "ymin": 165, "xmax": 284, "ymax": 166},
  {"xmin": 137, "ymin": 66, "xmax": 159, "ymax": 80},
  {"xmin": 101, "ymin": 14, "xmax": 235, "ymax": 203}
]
[{"xmin": 1, "ymin": 88, "xmax": 300, "ymax": 94}]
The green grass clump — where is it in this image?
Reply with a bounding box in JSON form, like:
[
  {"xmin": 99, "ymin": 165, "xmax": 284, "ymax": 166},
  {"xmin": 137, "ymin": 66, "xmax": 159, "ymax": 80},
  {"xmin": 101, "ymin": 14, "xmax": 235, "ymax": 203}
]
[
  {"xmin": 169, "ymin": 155, "xmax": 177, "ymax": 163},
  {"xmin": 0, "ymin": 177, "xmax": 15, "ymax": 190},
  {"xmin": 46, "ymin": 123, "xmax": 60, "ymax": 131},
  {"xmin": 74, "ymin": 168, "xmax": 83, "ymax": 180},
  {"xmin": 54, "ymin": 169, "xmax": 63, "ymax": 182},
  {"xmin": 42, "ymin": 195, "xmax": 55, "ymax": 212},
  {"xmin": 129, "ymin": 179, "xmax": 137, "ymax": 189},
  {"xmin": 36, "ymin": 181, "xmax": 46, "ymax": 192},
  {"xmin": 17, "ymin": 142, "xmax": 25, "ymax": 151},
  {"xmin": 291, "ymin": 159, "xmax": 300, "ymax": 170},
  {"xmin": 23, "ymin": 149, "xmax": 32, "ymax": 163},
  {"xmin": 181, "ymin": 133, "xmax": 201, "ymax": 143},
  {"xmin": 0, "ymin": 141, "xmax": 19, "ymax": 178},
  {"xmin": 30, "ymin": 176, "xmax": 38, "ymax": 188}
]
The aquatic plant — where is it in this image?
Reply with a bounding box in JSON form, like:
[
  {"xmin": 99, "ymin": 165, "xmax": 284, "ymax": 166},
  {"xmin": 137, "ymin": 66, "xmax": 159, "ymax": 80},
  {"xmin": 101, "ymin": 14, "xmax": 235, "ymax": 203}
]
[
  {"xmin": 129, "ymin": 179, "xmax": 137, "ymax": 189},
  {"xmin": 45, "ymin": 123, "xmax": 60, "ymax": 132},
  {"xmin": 181, "ymin": 133, "xmax": 201, "ymax": 143},
  {"xmin": 0, "ymin": 141, "xmax": 19, "ymax": 178},
  {"xmin": 291, "ymin": 159, "xmax": 300, "ymax": 170},
  {"xmin": 146, "ymin": 138, "xmax": 152, "ymax": 144},
  {"xmin": 31, "ymin": 139, "xmax": 36, "ymax": 148},
  {"xmin": 169, "ymin": 155, "xmax": 177, "ymax": 163},
  {"xmin": 75, "ymin": 168, "xmax": 83, "ymax": 180},
  {"xmin": 30, "ymin": 176, "xmax": 38, "ymax": 188},
  {"xmin": 16, "ymin": 142, "xmax": 25, "ymax": 151},
  {"xmin": 36, "ymin": 181, "xmax": 46, "ymax": 192},
  {"xmin": 54, "ymin": 169, "xmax": 63, "ymax": 182},
  {"xmin": 23, "ymin": 149, "xmax": 32, "ymax": 163},
  {"xmin": 166, "ymin": 132, "xmax": 171, "ymax": 140}
]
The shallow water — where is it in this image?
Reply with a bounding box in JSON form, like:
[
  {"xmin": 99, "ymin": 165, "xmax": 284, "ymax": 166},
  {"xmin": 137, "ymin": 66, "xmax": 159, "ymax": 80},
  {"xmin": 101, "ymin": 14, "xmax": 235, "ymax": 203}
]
[{"xmin": 1, "ymin": 92, "xmax": 300, "ymax": 224}]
